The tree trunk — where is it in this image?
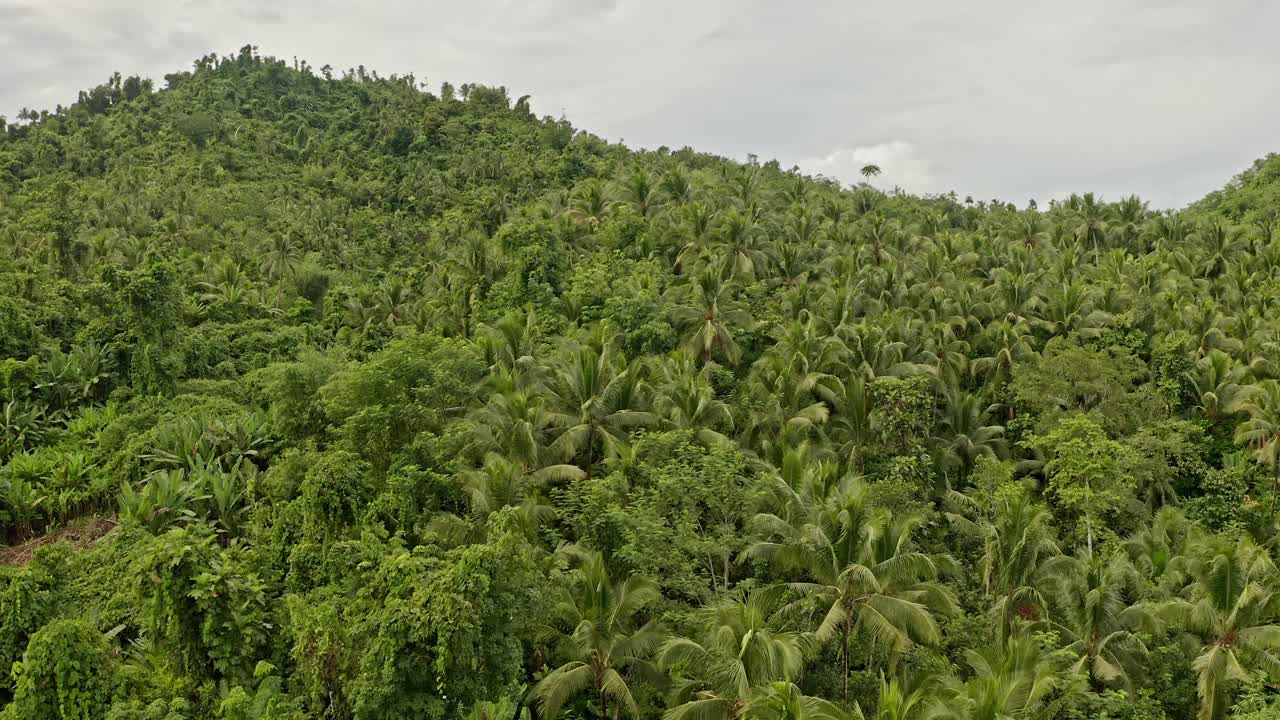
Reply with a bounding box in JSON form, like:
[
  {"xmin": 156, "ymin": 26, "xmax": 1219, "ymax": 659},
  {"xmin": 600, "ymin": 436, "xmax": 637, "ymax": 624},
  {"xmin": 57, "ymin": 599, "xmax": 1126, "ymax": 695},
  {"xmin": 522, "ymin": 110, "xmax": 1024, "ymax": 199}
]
[
  {"xmin": 842, "ymin": 616, "xmax": 851, "ymax": 707},
  {"xmin": 1085, "ymin": 513, "xmax": 1093, "ymax": 556},
  {"xmin": 1271, "ymin": 461, "xmax": 1279, "ymax": 518}
]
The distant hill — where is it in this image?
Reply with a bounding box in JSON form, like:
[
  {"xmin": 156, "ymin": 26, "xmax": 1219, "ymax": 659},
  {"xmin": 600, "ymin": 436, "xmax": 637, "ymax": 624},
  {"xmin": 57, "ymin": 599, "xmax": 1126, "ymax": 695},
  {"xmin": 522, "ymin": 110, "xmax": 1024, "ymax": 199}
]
[{"xmin": 1189, "ymin": 152, "xmax": 1280, "ymax": 237}]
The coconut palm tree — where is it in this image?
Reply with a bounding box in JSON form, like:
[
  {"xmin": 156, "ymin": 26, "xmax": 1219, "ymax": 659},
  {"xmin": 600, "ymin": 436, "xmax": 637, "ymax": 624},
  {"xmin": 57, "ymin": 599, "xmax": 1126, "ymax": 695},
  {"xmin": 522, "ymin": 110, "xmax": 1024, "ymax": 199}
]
[
  {"xmin": 669, "ymin": 266, "xmax": 751, "ymax": 366},
  {"xmin": 547, "ymin": 341, "xmax": 656, "ymax": 475},
  {"xmin": 862, "ymin": 673, "xmax": 937, "ymax": 720},
  {"xmin": 1123, "ymin": 506, "xmax": 1193, "ymax": 598},
  {"xmin": 432, "ymin": 450, "xmax": 581, "ymax": 546},
  {"xmin": 1173, "ymin": 299, "xmax": 1242, "ymax": 358},
  {"xmin": 860, "ymin": 214, "xmax": 897, "ymax": 267},
  {"xmin": 1039, "ymin": 550, "xmax": 1154, "ymax": 690},
  {"xmin": 860, "ymin": 164, "xmax": 882, "ymax": 180},
  {"xmin": 473, "ymin": 307, "xmax": 546, "ymax": 391},
  {"xmin": 376, "ymin": 281, "xmax": 415, "ymax": 328},
  {"xmin": 748, "ymin": 478, "xmax": 954, "ymax": 706},
  {"xmin": 1197, "ymin": 220, "xmax": 1246, "ymax": 279},
  {"xmin": 462, "ymin": 452, "xmax": 578, "ymax": 515},
  {"xmin": 827, "ymin": 373, "xmax": 876, "ymax": 473},
  {"xmin": 1159, "ymin": 534, "xmax": 1280, "ymax": 720},
  {"xmin": 653, "ymin": 350, "xmax": 735, "ymax": 445},
  {"xmin": 985, "ymin": 283, "xmax": 1039, "ymax": 336},
  {"xmin": 838, "ymin": 321, "xmax": 932, "ymax": 380},
  {"xmin": 623, "ymin": 170, "xmax": 661, "ymax": 218},
  {"xmin": 1234, "ymin": 379, "xmax": 1280, "ymax": 514},
  {"xmin": 714, "ymin": 210, "xmax": 770, "ymax": 280},
  {"xmin": 738, "ymin": 354, "xmax": 836, "ymax": 462},
  {"xmin": 931, "ymin": 388, "xmax": 1007, "ymax": 477},
  {"xmin": 659, "ymin": 587, "xmax": 812, "ymax": 720},
  {"xmin": 773, "ymin": 313, "xmax": 848, "ymax": 378},
  {"xmin": 930, "ymin": 633, "xmax": 1077, "ymax": 720},
  {"xmin": 1006, "ymin": 214, "xmax": 1048, "ymax": 250},
  {"xmin": 1071, "ymin": 193, "xmax": 1109, "ymax": 254},
  {"xmin": 1189, "ymin": 350, "xmax": 1255, "ymax": 424},
  {"xmin": 743, "ymin": 682, "xmax": 854, "ymax": 720},
  {"xmin": 260, "ymin": 234, "xmax": 300, "ymax": 282},
  {"xmin": 1037, "ymin": 281, "xmax": 1111, "ymax": 339},
  {"xmin": 468, "ymin": 389, "xmax": 557, "ymax": 469},
  {"xmin": 946, "ymin": 487, "xmax": 1060, "ymax": 639},
  {"xmin": 674, "ymin": 202, "xmax": 719, "ymax": 271},
  {"xmin": 572, "ymin": 179, "xmax": 614, "ymax": 227},
  {"xmin": 660, "ymin": 167, "xmax": 694, "ymax": 206},
  {"xmin": 535, "ymin": 545, "xmax": 663, "ymax": 719}
]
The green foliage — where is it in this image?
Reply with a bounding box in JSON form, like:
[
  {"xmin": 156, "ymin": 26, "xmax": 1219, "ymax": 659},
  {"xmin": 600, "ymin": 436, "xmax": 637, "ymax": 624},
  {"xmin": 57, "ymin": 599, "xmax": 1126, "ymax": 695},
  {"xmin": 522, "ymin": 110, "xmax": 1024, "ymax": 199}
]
[
  {"xmin": 0, "ymin": 545, "xmax": 69, "ymax": 698},
  {"xmin": 1183, "ymin": 455, "xmax": 1264, "ymax": 533},
  {"xmin": 1068, "ymin": 689, "xmax": 1170, "ymax": 720},
  {"xmin": 1150, "ymin": 333, "xmax": 1196, "ymax": 409},
  {"xmin": 870, "ymin": 375, "xmax": 933, "ymax": 454},
  {"xmin": 1126, "ymin": 419, "xmax": 1210, "ymax": 508},
  {"xmin": 287, "ymin": 595, "xmax": 357, "ymax": 720},
  {"xmin": 1028, "ymin": 414, "xmax": 1139, "ymax": 549},
  {"xmin": 320, "ymin": 333, "xmax": 485, "ymax": 470},
  {"xmin": 134, "ymin": 525, "xmax": 269, "ymax": 681},
  {"xmin": 1192, "ymin": 154, "xmax": 1280, "ymax": 233},
  {"xmin": 297, "ymin": 451, "xmax": 373, "ymax": 542},
  {"xmin": 0, "ymin": 299, "xmax": 42, "ymax": 361},
  {"xmin": 9, "ymin": 619, "xmax": 113, "ymax": 720},
  {"xmin": 104, "ymin": 698, "xmax": 194, "ymax": 720},
  {"xmin": 3, "ymin": 48, "xmax": 1280, "ymax": 720},
  {"xmin": 464, "ymin": 695, "xmax": 527, "ymax": 720},
  {"xmin": 869, "ymin": 453, "xmax": 937, "ymax": 515},
  {"xmin": 218, "ymin": 663, "xmax": 305, "ymax": 720},
  {"xmin": 250, "ymin": 351, "xmax": 339, "ymax": 445},
  {"xmin": 348, "ymin": 510, "xmax": 549, "ymax": 720},
  {"xmin": 560, "ymin": 431, "xmax": 765, "ymax": 599},
  {"xmin": 1011, "ymin": 336, "xmax": 1155, "ymax": 435},
  {"xmin": 965, "ymin": 455, "xmax": 1027, "ymax": 509},
  {"xmin": 483, "ymin": 220, "xmax": 570, "ymax": 317},
  {"xmin": 103, "ymin": 262, "xmax": 184, "ymax": 395},
  {"xmin": 1228, "ymin": 673, "xmax": 1280, "ymax": 720}
]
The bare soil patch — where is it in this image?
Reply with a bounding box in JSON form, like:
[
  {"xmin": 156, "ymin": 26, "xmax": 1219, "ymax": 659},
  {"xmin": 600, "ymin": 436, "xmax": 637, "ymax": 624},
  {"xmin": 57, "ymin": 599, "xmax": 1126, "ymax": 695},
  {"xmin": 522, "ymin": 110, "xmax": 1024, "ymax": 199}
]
[{"xmin": 0, "ymin": 515, "xmax": 118, "ymax": 566}]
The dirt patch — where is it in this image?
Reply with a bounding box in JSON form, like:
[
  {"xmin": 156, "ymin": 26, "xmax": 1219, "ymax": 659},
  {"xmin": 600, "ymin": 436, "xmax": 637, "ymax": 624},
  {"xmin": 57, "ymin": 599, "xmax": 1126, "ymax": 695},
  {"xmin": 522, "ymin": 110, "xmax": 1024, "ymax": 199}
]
[{"xmin": 0, "ymin": 515, "xmax": 119, "ymax": 566}]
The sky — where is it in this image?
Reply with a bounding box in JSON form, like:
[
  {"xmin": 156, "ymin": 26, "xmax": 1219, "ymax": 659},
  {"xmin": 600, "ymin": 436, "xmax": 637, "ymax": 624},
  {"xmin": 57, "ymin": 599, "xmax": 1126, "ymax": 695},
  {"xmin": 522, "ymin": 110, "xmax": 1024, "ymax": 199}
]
[{"xmin": 2, "ymin": 0, "xmax": 1278, "ymax": 208}]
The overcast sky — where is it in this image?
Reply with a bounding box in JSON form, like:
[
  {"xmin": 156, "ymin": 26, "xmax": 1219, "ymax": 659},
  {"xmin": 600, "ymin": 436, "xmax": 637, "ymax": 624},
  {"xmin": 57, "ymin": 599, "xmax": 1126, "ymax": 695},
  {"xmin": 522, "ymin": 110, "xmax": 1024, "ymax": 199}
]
[{"xmin": 2, "ymin": 0, "xmax": 1278, "ymax": 208}]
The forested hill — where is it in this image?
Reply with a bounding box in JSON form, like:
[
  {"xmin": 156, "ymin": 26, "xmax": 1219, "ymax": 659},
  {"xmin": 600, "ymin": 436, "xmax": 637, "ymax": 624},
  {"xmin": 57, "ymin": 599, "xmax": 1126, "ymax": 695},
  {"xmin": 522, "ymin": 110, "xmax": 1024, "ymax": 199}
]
[{"xmin": 4, "ymin": 45, "xmax": 1280, "ymax": 720}]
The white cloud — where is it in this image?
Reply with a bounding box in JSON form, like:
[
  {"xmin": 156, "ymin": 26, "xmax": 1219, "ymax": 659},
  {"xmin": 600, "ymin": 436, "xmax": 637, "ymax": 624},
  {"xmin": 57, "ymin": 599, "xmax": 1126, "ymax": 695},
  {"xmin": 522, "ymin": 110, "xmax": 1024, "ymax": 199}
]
[{"xmin": 799, "ymin": 141, "xmax": 939, "ymax": 195}]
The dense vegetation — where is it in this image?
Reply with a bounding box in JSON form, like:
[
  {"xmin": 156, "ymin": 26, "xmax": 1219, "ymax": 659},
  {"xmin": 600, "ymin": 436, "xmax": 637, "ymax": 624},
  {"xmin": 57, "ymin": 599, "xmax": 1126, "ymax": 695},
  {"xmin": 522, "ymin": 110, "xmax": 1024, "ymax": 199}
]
[{"xmin": 3, "ymin": 46, "xmax": 1280, "ymax": 720}]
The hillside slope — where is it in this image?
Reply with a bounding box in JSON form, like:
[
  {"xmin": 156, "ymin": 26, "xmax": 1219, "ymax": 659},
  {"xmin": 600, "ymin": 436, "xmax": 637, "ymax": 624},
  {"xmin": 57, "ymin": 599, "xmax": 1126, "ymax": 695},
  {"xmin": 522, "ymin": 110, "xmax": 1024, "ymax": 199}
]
[{"xmin": 3, "ymin": 47, "xmax": 1280, "ymax": 720}]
